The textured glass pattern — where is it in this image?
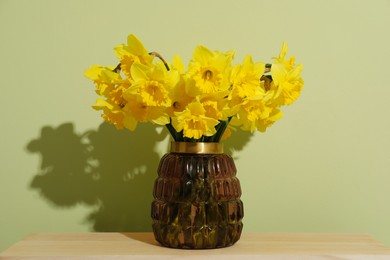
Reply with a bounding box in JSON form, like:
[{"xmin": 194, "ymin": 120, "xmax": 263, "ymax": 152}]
[{"xmin": 151, "ymin": 152, "xmax": 244, "ymax": 249}]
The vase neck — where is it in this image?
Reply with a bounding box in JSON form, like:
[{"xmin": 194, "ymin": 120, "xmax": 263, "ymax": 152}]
[{"xmin": 170, "ymin": 142, "xmax": 223, "ymax": 154}]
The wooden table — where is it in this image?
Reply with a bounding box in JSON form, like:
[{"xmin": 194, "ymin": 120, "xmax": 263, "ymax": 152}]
[{"xmin": 1, "ymin": 232, "xmax": 390, "ymax": 259}]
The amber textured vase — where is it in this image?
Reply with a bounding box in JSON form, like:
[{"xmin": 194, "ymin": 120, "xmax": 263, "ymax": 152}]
[{"xmin": 151, "ymin": 142, "xmax": 244, "ymax": 249}]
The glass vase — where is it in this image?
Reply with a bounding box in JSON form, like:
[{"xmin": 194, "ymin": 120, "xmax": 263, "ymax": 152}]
[{"xmin": 151, "ymin": 142, "xmax": 244, "ymax": 249}]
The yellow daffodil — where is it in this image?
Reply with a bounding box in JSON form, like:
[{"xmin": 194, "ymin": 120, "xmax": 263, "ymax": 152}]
[
  {"xmin": 166, "ymin": 75, "xmax": 194, "ymax": 117},
  {"xmin": 166, "ymin": 55, "xmax": 197, "ymax": 116},
  {"xmin": 114, "ymin": 34, "xmax": 154, "ymax": 77},
  {"xmin": 172, "ymin": 99, "xmax": 220, "ymax": 139},
  {"xmin": 126, "ymin": 63, "xmax": 175, "ymax": 107},
  {"xmin": 172, "ymin": 54, "xmax": 185, "ymax": 73},
  {"xmin": 231, "ymin": 98, "xmax": 283, "ymax": 132},
  {"xmin": 121, "ymin": 94, "xmax": 170, "ymax": 131},
  {"xmin": 84, "ymin": 65, "xmax": 120, "ymax": 96},
  {"xmin": 121, "ymin": 62, "xmax": 179, "ymax": 129},
  {"xmin": 200, "ymin": 92, "xmax": 230, "ymax": 121},
  {"xmin": 86, "ymin": 34, "xmax": 304, "ymax": 141},
  {"xmin": 187, "ymin": 45, "xmax": 234, "ymax": 96},
  {"xmin": 230, "ymin": 55, "xmax": 265, "ymax": 99},
  {"xmin": 85, "ymin": 65, "xmax": 131, "ymax": 128},
  {"xmin": 92, "ymin": 98, "xmax": 125, "ymax": 129},
  {"xmin": 269, "ymin": 43, "xmax": 304, "ymax": 106},
  {"xmin": 229, "ymin": 55, "xmax": 267, "ymax": 113}
]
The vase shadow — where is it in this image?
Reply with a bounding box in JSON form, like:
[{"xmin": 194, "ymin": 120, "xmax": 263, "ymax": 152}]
[
  {"xmin": 120, "ymin": 232, "xmax": 160, "ymax": 247},
  {"xmin": 26, "ymin": 122, "xmax": 252, "ymax": 232},
  {"xmin": 26, "ymin": 122, "xmax": 167, "ymax": 231},
  {"xmin": 224, "ymin": 130, "xmax": 254, "ymax": 160}
]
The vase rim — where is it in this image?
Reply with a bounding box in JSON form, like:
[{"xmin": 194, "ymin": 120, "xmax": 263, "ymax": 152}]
[{"xmin": 170, "ymin": 142, "xmax": 224, "ymax": 154}]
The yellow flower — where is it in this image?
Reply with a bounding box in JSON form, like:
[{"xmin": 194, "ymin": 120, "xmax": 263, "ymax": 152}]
[
  {"xmin": 85, "ymin": 65, "xmax": 131, "ymax": 127},
  {"xmin": 231, "ymin": 98, "xmax": 283, "ymax": 132},
  {"xmin": 230, "ymin": 55, "xmax": 265, "ymax": 98},
  {"xmin": 127, "ymin": 64, "xmax": 167, "ymax": 105},
  {"xmin": 85, "ymin": 65, "xmax": 120, "ymax": 96},
  {"xmin": 84, "ymin": 64, "xmax": 107, "ymax": 81},
  {"xmin": 114, "ymin": 34, "xmax": 154, "ymax": 77},
  {"xmin": 172, "ymin": 99, "xmax": 220, "ymax": 139},
  {"xmin": 167, "ymin": 75, "xmax": 194, "ymax": 116},
  {"xmin": 126, "ymin": 63, "xmax": 178, "ymax": 107},
  {"xmin": 122, "ymin": 94, "xmax": 170, "ymax": 131},
  {"xmin": 269, "ymin": 43, "xmax": 304, "ymax": 106},
  {"xmin": 85, "ymin": 34, "xmax": 305, "ymax": 141},
  {"xmin": 187, "ymin": 45, "xmax": 234, "ymax": 96},
  {"xmin": 200, "ymin": 92, "xmax": 230, "ymax": 121},
  {"xmin": 92, "ymin": 98, "xmax": 125, "ymax": 129},
  {"xmin": 172, "ymin": 54, "xmax": 185, "ymax": 73},
  {"xmin": 121, "ymin": 62, "xmax": 178, "ymax": 128},
  {"xmin": 229, "ymin": 55, "xmax": 267, "ymax": 113}
]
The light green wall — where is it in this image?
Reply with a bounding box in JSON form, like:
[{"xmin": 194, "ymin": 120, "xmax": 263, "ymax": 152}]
[{"xmin": 1, "ymin": 0, "xmax": 390, "ymax": 251}]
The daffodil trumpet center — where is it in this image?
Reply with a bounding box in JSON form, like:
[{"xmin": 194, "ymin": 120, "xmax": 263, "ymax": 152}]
[{"xmin": 203, "ymin": 70, "xmax": 213, "ymax": 81}]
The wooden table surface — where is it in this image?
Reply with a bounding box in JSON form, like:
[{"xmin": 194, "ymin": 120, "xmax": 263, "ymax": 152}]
[{"xmin": 1, "ymin": 232, "xmax": 390, "ymax": 259}]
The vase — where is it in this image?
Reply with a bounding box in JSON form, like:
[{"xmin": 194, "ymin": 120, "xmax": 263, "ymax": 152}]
[{"xmin": 151, "ymin": 142, "xmax": 244, "ymax": 249}]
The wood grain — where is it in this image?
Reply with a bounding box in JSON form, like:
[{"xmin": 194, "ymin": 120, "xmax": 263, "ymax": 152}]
[{"xmin": 1, "ymin": 232, "xmax": 390, "ymax": 259}]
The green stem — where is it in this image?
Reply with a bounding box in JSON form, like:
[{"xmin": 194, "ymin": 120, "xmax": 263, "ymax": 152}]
[
  {"xmin": 165, "ymin": 123, "xmax": 179, "ymax": 142},
  {"xmin": 211, "ymin": 118, "xmax": 232, "ymax": 142}
]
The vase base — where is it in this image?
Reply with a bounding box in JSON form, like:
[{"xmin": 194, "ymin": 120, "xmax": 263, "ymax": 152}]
[{"xmin": 152, "ymin": 223, "xmax": 243, "ymax": 249}]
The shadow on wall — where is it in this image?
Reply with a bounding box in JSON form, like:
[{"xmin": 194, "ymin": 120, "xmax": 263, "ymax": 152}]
[{"xmin": 26, "ymin": 122, "xmax": 253, "ymax": 232}]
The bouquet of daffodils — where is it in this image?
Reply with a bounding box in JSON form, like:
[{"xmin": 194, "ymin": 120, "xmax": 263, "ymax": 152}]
[{"xmin": 85, "ymin": 34, "xmax": 303, "ymax": 142}]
